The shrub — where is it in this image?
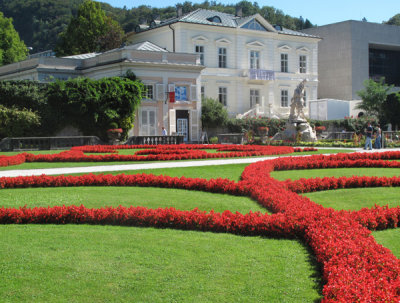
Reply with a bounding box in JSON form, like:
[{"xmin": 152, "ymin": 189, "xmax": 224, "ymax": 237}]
[
  {"xmin": 201, "ymin": 98, "xmax": 228, "ymax": 130},
  {"xmin": 0, "ymin": 105, "xmax": 40, "ymax": 138},
  {"xmin": 227, "ymin": 117, "xmax": 285, "ymax": 136}
]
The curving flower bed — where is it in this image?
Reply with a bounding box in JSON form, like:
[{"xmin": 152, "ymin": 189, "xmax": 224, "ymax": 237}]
[
  {"xmin": 0, "ymin": 154, "xmax": 26, "ymax": 167},
  {"xmin": 0, "ymin": 149, "xmax": 399, "ymax": 301}
]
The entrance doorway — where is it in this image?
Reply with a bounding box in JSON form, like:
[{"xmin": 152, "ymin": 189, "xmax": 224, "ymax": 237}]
[{"xmin": 176, "ymin": 110, "xmax": 189, "ymax": 142}]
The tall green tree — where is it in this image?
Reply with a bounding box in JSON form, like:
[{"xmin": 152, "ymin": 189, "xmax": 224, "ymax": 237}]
[
  {"xmin": 55, "ymin": 0, "xmax": 125, "ymax": 56},
  {"xmin": 356, "ymin": 78, "xmax": 394, "ymax": 121},
  {"xmin": 0, "ymin": 11, "xmax": 27, "ymax": 65},
  {"xmin": 385, "ymin": 14, "xmax": 400, "ymax": 26}
]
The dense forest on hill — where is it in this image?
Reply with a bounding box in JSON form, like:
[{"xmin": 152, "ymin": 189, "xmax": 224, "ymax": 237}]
[{"xmin": 0, "ymin": 0, "xmax": 314, "ymax": 53}]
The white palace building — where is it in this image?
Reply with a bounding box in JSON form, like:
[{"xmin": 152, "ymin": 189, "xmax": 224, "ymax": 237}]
[{"xmin": 127, "ymin": 8, "xmax": 320, "ymax": 119}]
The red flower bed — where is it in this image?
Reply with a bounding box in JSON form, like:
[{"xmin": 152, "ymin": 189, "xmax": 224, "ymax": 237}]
[
  {"xmin": 285, "ymin": 175, "xmax": 400, "ymax": 193},
  {"xmin": 0, "ymin": 205, "xmax": 297, "ymax": 237},
  {"xmin": 23, "ymin": 145, "xmax": 295, "ymax": 163},
  {"xmin": 1, "ymin": 149, "xmax": 400, "ymax": 301},
  {"xmin": 0, "ymin": 144, "xmax": 316, "ymax": 167},
  {"xmin": 0, "ymin": 154, "xmax": 26, "ymax": 167},
  {"xmin": 0, "ymin": 173, "xmax": 249, "ymax": 196}
]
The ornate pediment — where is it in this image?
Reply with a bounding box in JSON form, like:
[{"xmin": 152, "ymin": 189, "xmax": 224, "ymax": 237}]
[
  {"xmin": 215, "ymin": 38, "xmax": 232, "ymax": 45},
  {"xmin": 191, "ymin": 35, "xmax": 209, "ymax": 44},
  {"xmin": 246, "ymin": 40, "xmax": 265, "ymax": 48},
  {"xmin": 278, "ymin": 44, "xmax": 291, "ymax": 51},
  {"xmin": 296, "ymin": 46, "xmax": 310, "ymax": 53}
]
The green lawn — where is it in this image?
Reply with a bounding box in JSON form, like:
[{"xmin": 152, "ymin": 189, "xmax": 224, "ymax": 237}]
[
  {"xmin": 0, "ymin": 225, "xmax": 321, "ymax": 303},
  {"xmin": 303, "ymin": 187, "xmax": 400, "ymax": 211},
  {"xmin": 88, "ymin": 163, "xmax": 249, "ymax": 181},
  {"xmin": 0, "ymin": 186, "xmax": 267, "ymax": 214},
  {"xmin": 271, "ymin": 167, "xmax": 400, "ymax": 181},
  {"xmin": 373, "ymin": 228, "xmax": 400, "ymax": 258}
]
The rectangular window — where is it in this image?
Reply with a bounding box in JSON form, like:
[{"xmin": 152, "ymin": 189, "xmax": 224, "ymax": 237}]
[
  {"xmin": 144, "ymin": 84, "xmax": 154, "ymax": 100},
  {"xmin": 281, "ymin": 90, "xmax": 288, "ymax": 107},
  {"xmin": 303, "ymin": 90, "xmax": 307, "ymax": 107},
  {"xmin": 250, "ymin": 89, "xmax": 260, "ymax": 108},
  {"xmin": 195, "ymin": 45, "xmax": 204, "ymax": 65},
  {"xmin": 218, "ymin": 47, "xmax": 227, "ymax": 68},
  {"xmin": 281, "ymin": 53, "xmax": 288, "ymax": 73},
  {"xmin": 299, "ymin": 55, "xmax": 307, "ymax": 73},
  {"xmin": 250, "ymin": 50, "xmax": 260, "ymax": 69},
  {"xmin": 175, "ymin": 86, "xmax": 187, "ymax": 101},
  {"xmin": 218, "ymin": 87, "xmax": 227, "ymax": 106},
  {"xmin": 201, "ymin": 86, "xmax": 205, "ymax": 99}
]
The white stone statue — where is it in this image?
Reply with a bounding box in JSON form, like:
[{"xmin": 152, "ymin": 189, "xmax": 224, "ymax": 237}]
[{"xmin": 289, "ymin": 79, "xmax": 307, "ymax": 122}]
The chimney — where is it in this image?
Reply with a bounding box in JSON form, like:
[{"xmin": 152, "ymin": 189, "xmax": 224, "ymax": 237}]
[
  {"xmin": 177, "ymin": 6, "xmax": 183, "ymax": 17},
  {"xmin": 235, "ymin": 6, "xmax": 243, "ymax": 17}
]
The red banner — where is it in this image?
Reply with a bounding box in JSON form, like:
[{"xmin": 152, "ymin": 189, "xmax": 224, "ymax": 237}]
[{"xmin": 169, "ymin": 91, "xmax": 175, "ymax": 103}]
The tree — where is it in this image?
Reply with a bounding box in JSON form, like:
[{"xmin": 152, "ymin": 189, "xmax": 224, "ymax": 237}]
[
  {"xmin": 0, "ymin": 11, "xmax": 27, "ymax": 65},
  {"xmin": 385, "ymin": 14, "xmax": 400, "ymax": 26},
  {"xmin": 201, "ymin": 97, "xmax": 228, "ymax": 130},
  {"xmin": 55, "ymin": 0, "xmax": 125, "ymax": 56},
  {"xmin": 356, "ymin": 78, "xmax": 393, "ymax": 121}
]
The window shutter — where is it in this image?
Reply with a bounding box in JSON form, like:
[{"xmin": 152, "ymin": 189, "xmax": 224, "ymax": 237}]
[
  {"xmin": 168, "ymin": 84, "xmax": 175, "ymax": 92},
  {"xmin": 156, "ymin": 84, "xmax": 165, "ymax": 101},
  {"xmin": 190, "ymin": 109, "xmax": 199, "ymax": 141},
  {"xmin": 169, "ymin": 109, "xmax": 176, "ymax": 135},
  {"xmin": 190, "ymin": 84, "xmax": 197, "ymax": 101}
]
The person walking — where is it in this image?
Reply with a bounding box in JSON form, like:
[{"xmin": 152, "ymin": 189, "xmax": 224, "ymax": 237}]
[
  {"xmin": 161, "ymin": 126, "xmax": 167, "ymax": 136},
  {"xmin": 364, "ymin": 122, "xmax": 373, "ymax": 150},
  {"xmin": 374, "ymin": 125, "xmax": 382, "ymax": 149}
]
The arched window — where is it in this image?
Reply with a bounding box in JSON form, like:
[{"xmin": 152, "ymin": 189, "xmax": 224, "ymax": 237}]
[{"xmin": 207, "ymin": 16, "xmax": 222, "ymax": 23}]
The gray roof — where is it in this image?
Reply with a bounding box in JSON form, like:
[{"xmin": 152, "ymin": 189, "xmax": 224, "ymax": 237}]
[
  {"xmin": 135, "ymin": 8, "xmax": 317, "ymax": 38},
  {"xmin": 279, "ymin": 27, "xmax": 320, "ymax": 38},
  {"xmin": 179, "ymin": 9, "xmax": 237, "ymax": 27}
]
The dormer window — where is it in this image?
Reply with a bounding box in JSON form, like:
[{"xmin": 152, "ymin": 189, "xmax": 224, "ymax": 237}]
[
  {"xmin": 207, "ymin": 16, "xmax": 222, "ymax": 23},
  {"xmin": 242, "ymin": 19, "xmax": 267, "ymax": 31}
]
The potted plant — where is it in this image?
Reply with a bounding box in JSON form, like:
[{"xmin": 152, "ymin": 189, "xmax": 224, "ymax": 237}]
[{"xmin": 107, "ymin": 123, "xmax": 122, "ymax": 144}]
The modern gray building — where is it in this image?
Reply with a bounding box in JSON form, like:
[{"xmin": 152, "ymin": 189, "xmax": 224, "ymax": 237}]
[{"xmin": 302, "ymin": 20, "xmax": 400, "ymax": 101}]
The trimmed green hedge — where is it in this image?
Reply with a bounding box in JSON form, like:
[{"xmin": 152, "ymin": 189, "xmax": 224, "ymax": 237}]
[{"xmin": 0, "ymin": 77, "xmax": 143, "ymax": 140}]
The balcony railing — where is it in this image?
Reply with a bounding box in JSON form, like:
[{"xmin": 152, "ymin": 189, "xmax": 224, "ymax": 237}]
[
  {"xmin": 125, "ymin": 135, "xmax": 184, "ymax": 145},
  {"xmin": 248, "ymin": 69, "xmax": 275, "ymax": 80}
]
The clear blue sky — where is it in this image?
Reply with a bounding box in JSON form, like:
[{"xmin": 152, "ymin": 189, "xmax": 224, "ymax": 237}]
[{"xmin": 101, "ymin": 0, "xmax": 398, "ymax": 26}]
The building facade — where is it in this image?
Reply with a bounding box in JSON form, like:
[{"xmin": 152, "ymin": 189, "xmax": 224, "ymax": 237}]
[
  {"xmin": 302, "ymin": 20, "xmax": 400, "ymax": 101},
  {"xmin": 127, "ymin": 9, "xmax": 320, "ymax": 118},
  {"xmin": 0, "ymin": 42, "xmax": 204, "ymax": 141}
]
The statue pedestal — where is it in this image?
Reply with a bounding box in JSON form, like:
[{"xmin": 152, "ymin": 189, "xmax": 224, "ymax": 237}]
[
  {"xmin": 271, "ymin": 79, "xmax": 317, "ymax": 143},
  {"xmin": 272, "ymin": 119, "xmax": 317, "ymax": 142}
]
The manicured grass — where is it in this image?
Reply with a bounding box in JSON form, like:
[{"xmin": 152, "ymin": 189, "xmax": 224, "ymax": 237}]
[
  {"xmin": 303, "ymin": 187, "xmax": 400, "ymax": 211},
  {"xmin": 271, "ymin": 167, "xmax": 400, "ymax": 181},
  {"xmin": 373, "ymin": 228, "xmax": 400, "ymax": 258},
  {"xmin": 92, "ymin": 163, "xmax": 250, "ymax": 181},
  {"xmin": 0, "ymin": 186, "xmax": 267, "ymax": 214},
  {"xmin": 0, "ymin": 225, "xmax": 322, "ymax": 303}
]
